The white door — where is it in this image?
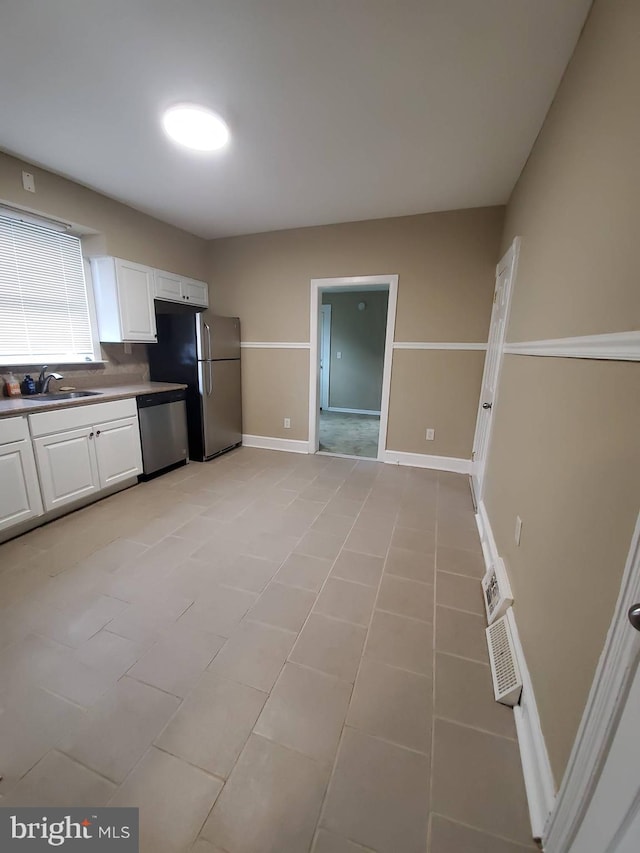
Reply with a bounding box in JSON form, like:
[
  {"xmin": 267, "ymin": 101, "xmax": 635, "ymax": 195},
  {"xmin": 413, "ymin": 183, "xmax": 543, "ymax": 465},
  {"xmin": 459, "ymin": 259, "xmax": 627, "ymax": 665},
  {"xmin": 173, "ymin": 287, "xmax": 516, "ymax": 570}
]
[
  {"xmin": 94, "ymin": 417, "xmax": 142, "ymax": 489},
  {"xmin": 33, "ymin": 427, "xmax": 100, "ymax": 511},
  {"xmin": 471, "ymin": 238, "xmax": 519, "ymax": 502},
  {"xmin": 0, "ymin": 439, "xmax": 43, "ymax": 531},
  {"xmin": 568, "ymin": 652, "xmax": 640, "ymax": 853},
  {"xmin": 116, "ymin": 259, "xmax": 157, "ymax": 342},
  {"xmin": 320, "ymin": 304, "xmax": 331, "ymax": 410}
]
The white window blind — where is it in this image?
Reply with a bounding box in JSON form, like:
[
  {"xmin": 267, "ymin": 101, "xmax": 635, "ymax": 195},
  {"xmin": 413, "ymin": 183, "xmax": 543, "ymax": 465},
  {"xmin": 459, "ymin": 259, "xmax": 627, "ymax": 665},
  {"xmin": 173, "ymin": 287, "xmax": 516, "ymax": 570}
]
[{"xmin": 0, "ymin": 213, "xmax": 95, "ymax": 364}]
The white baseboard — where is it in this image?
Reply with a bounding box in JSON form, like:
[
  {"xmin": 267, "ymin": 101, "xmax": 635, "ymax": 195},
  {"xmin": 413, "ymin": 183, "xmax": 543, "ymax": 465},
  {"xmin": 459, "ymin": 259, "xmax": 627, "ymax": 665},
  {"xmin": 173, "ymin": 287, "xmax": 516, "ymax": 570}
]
[
  {"xmin": 476, "ymin": 500, "xmax": 500, "ymax": 572},
  {"xmin": 242, "ymin": 434, "xmax": 309, "ymax": 454},
  {"xmin": 241, "ymin": 439, "xmax": 472, "ymax": 473},
  {"xmin": 325, "ymin": 407, "xmax": 381, "ymax": 416},
  {"xmin": 382, "ymin": 449, "xmax": 471, "ymax": 474},
  {"xmin": 476, "ymin": 500, "xmax": 556, "ymax": 839},
  {"xmin": 511, "ymin": 614, "xmax": 557, "ymax": 839}
]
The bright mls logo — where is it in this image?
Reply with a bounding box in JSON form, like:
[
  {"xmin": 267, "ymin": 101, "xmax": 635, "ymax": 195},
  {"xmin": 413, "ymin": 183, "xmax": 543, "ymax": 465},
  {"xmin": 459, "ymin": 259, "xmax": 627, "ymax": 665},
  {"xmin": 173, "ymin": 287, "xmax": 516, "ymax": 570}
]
[{"xmin": 0, "ymin": 808, "xmax": 139, "ymax": 850}]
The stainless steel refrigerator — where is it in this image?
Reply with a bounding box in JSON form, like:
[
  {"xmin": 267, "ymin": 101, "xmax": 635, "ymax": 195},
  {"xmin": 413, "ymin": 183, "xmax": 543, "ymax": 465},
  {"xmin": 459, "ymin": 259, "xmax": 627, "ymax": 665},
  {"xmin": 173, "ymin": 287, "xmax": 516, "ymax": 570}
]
[{"xmin": 148, "ymin": 309, "xmax": 242, "ymax": 461}]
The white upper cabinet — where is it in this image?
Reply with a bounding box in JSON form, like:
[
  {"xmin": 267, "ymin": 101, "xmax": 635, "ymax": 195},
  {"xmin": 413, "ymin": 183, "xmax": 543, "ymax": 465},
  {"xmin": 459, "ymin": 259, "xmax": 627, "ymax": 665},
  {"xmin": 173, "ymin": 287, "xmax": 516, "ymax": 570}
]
[
  {"xmin": 154, "ymin": 270, "xmax": 183, "ymax": 303},
  {"xmin": 181, "ymin": 278, "xmax": 209, "ymax": 307},
  {"xmin": 91, "ymin": 257, "xmax": 157, "ymax": 343},
  {"xmin": 154, "ymin": 269, "xmax": 209, "ymax": 308}
]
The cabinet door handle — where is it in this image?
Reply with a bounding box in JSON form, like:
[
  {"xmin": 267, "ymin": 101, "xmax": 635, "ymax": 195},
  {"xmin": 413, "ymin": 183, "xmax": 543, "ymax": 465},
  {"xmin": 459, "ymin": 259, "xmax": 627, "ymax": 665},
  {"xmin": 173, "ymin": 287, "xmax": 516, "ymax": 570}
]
[
  {"xmin": 96, "ymin": 430, "xmax": 101, "ymax": 436},
  {"xmin": 89, "ymin": 432, "xmax": 94, "ymax": 439}
]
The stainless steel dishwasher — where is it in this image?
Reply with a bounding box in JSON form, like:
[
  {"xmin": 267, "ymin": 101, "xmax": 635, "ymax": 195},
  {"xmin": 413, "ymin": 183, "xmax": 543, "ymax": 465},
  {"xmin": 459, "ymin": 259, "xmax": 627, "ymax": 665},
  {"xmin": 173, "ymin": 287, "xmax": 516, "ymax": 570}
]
[{"xmin": 136, "ymin": 389, "xmax": 189, "ymax": 478}]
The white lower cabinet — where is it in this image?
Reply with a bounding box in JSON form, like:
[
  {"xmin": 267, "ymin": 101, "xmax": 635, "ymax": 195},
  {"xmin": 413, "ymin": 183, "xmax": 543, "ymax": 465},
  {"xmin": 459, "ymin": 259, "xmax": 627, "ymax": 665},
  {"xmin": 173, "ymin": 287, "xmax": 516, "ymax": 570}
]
[
  {"xmin": 0, "ymin": 417, "xmax": 43, "ymax": 533},
  {"xmin": 94, "ymin": 416, "xmax": 142, "ymax": 489},
  {"xmin": 29, "ymin": 399, "xmax": 143, "ymax": 514},
  {"xmin": 34, "ymin": 427, "xmax": 101, "ymax": 511}
]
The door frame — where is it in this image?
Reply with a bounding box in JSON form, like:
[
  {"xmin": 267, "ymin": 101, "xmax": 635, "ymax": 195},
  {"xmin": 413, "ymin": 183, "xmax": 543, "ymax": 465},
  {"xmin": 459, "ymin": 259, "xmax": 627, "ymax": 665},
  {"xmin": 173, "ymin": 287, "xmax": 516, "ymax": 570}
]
[
  {"xmin": 320, "ymin": 303, "xmax": 332, "ymax": 410},
  {"xmin": 471, "ymin": 237, "xmax": 520, "ymax": 503},
  {"xmin": 308, "ymin": 274, "xmax": 398, "ymax": 460},
  {"xmin": 544, "ymin": 511, "xmax": 640, "ymax": 851}
]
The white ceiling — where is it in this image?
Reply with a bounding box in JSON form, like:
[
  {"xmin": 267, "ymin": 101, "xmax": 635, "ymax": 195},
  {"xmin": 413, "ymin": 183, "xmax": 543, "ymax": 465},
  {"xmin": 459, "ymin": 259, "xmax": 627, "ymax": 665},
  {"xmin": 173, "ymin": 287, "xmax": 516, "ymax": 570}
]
[{"xmin": 0, "ymin": 0, "xmax": 591, "ymax": 239}]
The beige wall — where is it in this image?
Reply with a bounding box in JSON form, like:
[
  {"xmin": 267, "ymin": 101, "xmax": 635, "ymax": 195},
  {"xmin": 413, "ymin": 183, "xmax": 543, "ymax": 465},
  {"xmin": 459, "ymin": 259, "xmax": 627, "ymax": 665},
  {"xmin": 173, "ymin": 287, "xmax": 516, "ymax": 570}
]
[
  {"xmin": 241, "ymin": 349, "xmax": 309, "ymax": 441},
  {"xmin": 210, "ymin": 207, "xmax": 503, "ymax": 446},
  {"xmin": 485, "ymin": 357, "xmax": 640, "ymax": 782},
  {"xmin": 0, "ymin": 151, "xmax": 209, "ymax": 280},
  {"xmin": 501, "ymin": 0, "xmax": 640, "ymax": 341},
  {"xmin": 0, "ymin": 150, "xmax": 209, "ymax": 380},
  {"xmin": 321, "ymin": 291, "xmax": 388, "ymax": 411},
  {"xmin": 387, "ymin": 349, "xmax": 485, "ymax": 458},
  {"xmin": 484, "ymin": 0, "xmax": 640, "ymax": 785}
]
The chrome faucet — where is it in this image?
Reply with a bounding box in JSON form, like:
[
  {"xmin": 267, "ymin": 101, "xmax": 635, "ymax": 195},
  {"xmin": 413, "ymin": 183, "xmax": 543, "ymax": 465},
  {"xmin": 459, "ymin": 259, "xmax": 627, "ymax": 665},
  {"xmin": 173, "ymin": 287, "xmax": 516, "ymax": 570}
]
[{"xmin": 37, "ymin": 366, "xmax": 64, "ymax": 393}]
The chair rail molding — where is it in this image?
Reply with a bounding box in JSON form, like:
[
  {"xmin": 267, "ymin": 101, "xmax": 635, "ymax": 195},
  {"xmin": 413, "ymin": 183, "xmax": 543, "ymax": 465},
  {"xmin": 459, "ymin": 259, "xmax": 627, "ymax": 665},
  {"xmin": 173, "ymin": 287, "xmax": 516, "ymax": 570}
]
[
  {"xmin": 392, "ymin": 341, "xmax": 487, "ymax": 350},
  {"xmin": 504, "ymin": 331, "xmax": 640, "ymax": 361},
  {"xmin": 240, "ymin": 341, "xmax": 310, "ymax": 349}
]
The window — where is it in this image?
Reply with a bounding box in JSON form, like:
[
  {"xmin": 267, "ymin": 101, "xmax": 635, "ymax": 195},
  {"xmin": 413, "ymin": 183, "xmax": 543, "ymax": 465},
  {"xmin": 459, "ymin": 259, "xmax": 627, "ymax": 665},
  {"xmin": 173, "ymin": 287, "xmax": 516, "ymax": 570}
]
[{"xmin": 0, "ymin": 212, "xmax": 96, "ymax": 365}]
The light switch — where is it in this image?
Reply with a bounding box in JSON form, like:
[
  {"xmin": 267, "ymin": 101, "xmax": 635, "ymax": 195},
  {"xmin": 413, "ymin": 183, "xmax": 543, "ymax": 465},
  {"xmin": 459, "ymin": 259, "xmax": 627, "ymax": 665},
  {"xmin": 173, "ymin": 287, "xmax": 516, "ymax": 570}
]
[
  {"xmin": 22, "ymin": 171, "xmax": 36, "ymax": 193},
  {"xmin": 336, "ymin": 351, "xmax": 342, "ymax": 359},
  {"xmin": 515, "ymin": 515, "xmax": 523, "ymax": 546}
]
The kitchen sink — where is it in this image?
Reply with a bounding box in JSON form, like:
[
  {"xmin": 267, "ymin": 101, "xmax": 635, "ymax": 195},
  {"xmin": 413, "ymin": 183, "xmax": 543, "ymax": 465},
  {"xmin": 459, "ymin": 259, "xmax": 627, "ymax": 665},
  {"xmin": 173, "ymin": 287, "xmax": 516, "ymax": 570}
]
[{"xmin": 21, "ymin": 390, "xmax": 103, "ymax": 402}]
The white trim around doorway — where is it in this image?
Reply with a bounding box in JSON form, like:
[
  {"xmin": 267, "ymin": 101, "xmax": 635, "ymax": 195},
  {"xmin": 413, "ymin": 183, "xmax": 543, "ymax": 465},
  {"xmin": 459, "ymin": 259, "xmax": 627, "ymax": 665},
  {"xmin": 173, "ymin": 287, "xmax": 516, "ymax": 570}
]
[
  {"xmin": 320, "ymin": 304, "xmax": 332, "ymax": 410},
  {"xmin": 543, "ymin": 511, "xmax": 640, "ymax": 851},
  {"xmin": 308, "ymin": 275, "xmax": 398, "ymax": 461}
]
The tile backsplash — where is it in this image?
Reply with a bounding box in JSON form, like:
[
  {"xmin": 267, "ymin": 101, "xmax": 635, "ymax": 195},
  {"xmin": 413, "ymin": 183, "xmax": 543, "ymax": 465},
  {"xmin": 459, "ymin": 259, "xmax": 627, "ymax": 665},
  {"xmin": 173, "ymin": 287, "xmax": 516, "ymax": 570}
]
[{"xmin": 6, "ymin": 343, "xmax": 150, "ymax": 392}]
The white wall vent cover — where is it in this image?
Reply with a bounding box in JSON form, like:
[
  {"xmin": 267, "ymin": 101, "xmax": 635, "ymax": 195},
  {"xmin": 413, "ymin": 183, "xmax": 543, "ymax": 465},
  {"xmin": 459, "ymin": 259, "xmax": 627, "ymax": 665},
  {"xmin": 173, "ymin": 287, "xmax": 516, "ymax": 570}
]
[
  {"xmin": 486, "ymin": 609, "xmax": 522, "ymax": 706},
  {"xmin": 481, "ymin": 556, "xmax": 513, "ymax": 624}
]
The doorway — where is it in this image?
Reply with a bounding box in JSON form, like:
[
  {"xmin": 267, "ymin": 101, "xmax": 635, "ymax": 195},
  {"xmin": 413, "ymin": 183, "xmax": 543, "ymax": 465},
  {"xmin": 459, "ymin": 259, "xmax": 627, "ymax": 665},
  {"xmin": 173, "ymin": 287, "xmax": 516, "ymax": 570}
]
[
  {"xmin": 320, "ymin": 304, "xmax": 331, "ymax": 410},
  {"xmin": 309, "ymin": 275, "xmax": 398, "ymax": 460}
]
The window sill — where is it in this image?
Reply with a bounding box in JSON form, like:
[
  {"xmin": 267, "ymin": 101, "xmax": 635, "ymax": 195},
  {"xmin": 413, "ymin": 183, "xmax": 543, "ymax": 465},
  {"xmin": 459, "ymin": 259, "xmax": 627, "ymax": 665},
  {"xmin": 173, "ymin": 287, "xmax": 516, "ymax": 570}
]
[{"xmin": 0, "ymin": 360, "xmax": 109, "ymax": 369}]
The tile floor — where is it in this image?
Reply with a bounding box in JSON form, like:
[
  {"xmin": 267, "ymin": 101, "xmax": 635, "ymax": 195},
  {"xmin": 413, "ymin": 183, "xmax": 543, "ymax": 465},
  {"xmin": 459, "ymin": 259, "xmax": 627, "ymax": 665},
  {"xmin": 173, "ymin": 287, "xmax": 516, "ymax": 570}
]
[{"xmin": 0, "ymin": 447, "xmax": 538, "ymax": 852}]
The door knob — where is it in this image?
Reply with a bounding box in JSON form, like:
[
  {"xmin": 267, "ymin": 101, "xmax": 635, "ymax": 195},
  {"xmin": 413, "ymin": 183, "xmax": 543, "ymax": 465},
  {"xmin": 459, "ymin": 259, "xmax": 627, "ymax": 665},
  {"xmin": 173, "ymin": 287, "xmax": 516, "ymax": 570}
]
[
  {"xmin": 482, "ymin": 402, "xmax": 492, "ymax": 410},
  {"xmin": 628, "ymin": 604, "xmax": 640, "ymax": 632}
]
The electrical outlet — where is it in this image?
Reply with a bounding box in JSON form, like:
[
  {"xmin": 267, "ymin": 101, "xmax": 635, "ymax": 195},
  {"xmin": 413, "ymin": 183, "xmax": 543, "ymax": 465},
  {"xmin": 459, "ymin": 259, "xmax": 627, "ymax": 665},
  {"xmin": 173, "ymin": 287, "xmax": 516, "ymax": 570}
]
[
  {"xmin": 515, "ymin": 515, "xmax": 523, "ymax": 546},
  {"xmin": 336, "ymin": 351, "xmax": 342, "ymax": 359},
  {"xmin": 425, "ymin": 428, "xmax": 435, "ymax": 441},
  {"xmin": 22, "ymin": 171, "xmax": 36, "ymax": 193},
  {"xmin": 284, "ymin": 418, "xmax": 291, "ymax": 429}
]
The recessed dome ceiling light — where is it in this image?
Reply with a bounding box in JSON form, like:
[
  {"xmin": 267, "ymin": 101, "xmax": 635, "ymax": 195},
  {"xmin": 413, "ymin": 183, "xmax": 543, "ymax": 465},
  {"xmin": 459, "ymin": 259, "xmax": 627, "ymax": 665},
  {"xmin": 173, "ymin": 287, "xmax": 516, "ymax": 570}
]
[{"xmin": 161, "ymin": 104, "xmax": 230, "ymax": 151}]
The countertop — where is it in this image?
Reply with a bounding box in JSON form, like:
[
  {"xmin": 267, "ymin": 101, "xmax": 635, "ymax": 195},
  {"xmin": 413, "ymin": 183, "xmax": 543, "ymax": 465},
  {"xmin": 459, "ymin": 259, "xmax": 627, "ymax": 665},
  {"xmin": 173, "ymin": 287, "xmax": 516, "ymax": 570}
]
[{"xmin": 0, "ymin": 381, "xmax": 187, "ymax": 419}]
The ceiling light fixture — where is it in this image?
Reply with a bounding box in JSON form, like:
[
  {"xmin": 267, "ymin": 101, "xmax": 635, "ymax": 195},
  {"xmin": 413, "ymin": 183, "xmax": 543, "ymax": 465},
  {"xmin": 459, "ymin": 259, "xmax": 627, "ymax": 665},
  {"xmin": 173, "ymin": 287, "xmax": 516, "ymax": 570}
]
[{"xmin": 161, "ymin": 104, "xmax": 230, "ymax": 152}]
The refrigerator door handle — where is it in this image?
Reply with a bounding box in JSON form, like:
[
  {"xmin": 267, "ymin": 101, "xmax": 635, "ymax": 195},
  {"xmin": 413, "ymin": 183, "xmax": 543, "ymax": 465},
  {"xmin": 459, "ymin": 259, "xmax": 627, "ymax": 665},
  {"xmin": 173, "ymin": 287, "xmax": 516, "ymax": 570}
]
[
  {"xmin": 204, "ymin": 322, "xmax": 212, "ymax": 361},
  {"xmin": 208, "ymin": 361, "xmax": 213, "ymax": 396}
]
